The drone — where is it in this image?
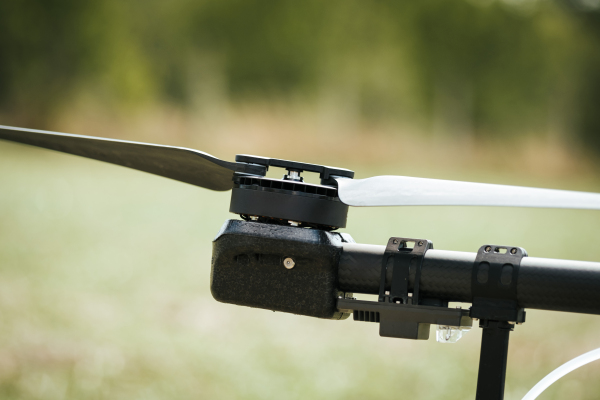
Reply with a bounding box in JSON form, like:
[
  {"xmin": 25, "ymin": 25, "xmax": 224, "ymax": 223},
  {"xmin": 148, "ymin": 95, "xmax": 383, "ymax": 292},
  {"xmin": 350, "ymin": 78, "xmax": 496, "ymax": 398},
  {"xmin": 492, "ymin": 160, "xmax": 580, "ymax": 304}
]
[{"xmin": 1, "ymin": 125, "xmax": 599, "ymax": 400}]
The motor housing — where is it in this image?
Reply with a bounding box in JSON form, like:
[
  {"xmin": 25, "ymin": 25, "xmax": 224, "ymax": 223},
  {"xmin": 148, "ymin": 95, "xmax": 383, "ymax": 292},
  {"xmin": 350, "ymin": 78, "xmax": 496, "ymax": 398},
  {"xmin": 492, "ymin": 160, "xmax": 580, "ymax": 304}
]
[{"xmin": 229, "ymin": 155, "xmax": 354, "ymax": 230}]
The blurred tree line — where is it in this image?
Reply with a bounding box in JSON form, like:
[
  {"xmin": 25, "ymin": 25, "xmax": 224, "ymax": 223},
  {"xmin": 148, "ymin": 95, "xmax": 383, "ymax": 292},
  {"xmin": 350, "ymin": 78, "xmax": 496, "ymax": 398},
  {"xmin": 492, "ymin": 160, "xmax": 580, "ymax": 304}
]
[{"xmin": 0, "ymin": 0, "xmax": 599, "ymax": 149}]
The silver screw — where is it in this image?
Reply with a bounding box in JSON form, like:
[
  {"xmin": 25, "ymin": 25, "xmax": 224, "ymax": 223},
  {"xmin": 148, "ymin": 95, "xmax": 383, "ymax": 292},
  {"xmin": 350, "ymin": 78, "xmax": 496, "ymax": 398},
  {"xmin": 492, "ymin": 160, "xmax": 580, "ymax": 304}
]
[
  {"xmin": 511, "ymin": 248, "xmax": 517, "ymax": 255},
  {"xmin": 286, "ymin": 170, "xmax": 302, "ymax": 181},
  {"xmin": 283, "ymin": 257, "xmax": 295, "ymax": 269},
  {"xmin": 393, "ymin": 239, "xmax": 399, "ymax": 244},
  {"xmin": 485, "ymin": 246, "xmax": 492, "ymax": 253},
  {"xmin": 418, "ymin": 241, "xmax": 424, "ymax": 246}
]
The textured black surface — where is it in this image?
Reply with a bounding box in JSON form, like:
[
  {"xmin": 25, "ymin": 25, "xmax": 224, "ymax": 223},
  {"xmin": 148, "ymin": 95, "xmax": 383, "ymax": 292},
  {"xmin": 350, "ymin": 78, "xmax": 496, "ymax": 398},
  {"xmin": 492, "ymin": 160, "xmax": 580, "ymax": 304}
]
[
  {"xmin": 519, "ymin": 258, "xmax": 600, "ymax": 314},
  {"xmin": 0, "ymin": 125, "xmax": 266, "ymax": 191},
  {"xmin": 211, "ymin": 219, "xmax": 354, "ymax": 319},
  {"xmin": 339, "ymin": 244, "xmax": 600, "ymax": 315}
]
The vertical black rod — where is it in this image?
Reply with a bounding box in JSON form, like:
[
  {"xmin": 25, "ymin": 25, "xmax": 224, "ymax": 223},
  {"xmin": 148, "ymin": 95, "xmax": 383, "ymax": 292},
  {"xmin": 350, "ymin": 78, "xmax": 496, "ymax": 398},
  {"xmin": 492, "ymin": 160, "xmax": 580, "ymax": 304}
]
[{"xmin": 475, "ymin": 320, "xmax": 513, "ymax": 400}]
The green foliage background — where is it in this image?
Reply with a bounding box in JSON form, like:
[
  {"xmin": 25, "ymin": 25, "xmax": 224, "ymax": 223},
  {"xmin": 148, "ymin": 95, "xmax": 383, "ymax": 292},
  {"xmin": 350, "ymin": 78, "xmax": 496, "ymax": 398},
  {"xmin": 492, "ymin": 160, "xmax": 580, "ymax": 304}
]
[{"xmin": 1, "ymin": 0, "xmax": 600, "ymax": 146}]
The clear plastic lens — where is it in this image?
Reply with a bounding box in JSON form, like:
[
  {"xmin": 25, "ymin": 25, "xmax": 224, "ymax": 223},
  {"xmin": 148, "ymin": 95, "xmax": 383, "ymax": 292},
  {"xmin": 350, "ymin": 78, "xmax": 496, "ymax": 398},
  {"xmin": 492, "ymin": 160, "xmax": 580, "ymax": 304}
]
[{"xmin": 436, "ymin": 325, "xmax": 471, "ymax": 343}]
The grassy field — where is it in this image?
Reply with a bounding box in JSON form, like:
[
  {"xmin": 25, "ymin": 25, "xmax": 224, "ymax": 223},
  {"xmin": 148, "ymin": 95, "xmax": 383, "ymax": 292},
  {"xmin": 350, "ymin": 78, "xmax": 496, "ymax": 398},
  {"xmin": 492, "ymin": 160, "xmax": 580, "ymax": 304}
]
[{"xmin": 0, "ymin": 133, "xmax": 599, "ymax": 400}]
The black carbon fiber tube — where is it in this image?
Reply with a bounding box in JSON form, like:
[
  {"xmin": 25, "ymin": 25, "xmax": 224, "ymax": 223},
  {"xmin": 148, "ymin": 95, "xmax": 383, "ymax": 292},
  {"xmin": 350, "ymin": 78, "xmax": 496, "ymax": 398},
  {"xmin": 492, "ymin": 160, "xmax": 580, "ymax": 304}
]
[{"xmin": 338, "ymin": 243, "xmax": 600, "ymax": 315}]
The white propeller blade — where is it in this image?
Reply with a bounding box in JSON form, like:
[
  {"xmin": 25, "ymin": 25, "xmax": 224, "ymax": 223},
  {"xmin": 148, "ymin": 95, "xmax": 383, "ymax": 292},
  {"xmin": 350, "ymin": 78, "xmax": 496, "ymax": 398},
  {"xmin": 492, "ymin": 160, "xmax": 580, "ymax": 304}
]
[{"xmin": 336, "ymin": 175, "xmax": 600, "ymax": 210}]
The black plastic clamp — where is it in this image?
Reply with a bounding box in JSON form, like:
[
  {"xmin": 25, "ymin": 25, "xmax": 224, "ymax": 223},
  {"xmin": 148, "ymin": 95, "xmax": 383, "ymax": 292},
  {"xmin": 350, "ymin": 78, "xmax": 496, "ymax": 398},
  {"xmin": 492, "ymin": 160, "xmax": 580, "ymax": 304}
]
[
  {"xmin": 378, "ymin": 237, "xmax": 433, "ymax": 305},
  {"xmin": 470, "ymin": 244, "xmax": 528, "ymax": 323}
]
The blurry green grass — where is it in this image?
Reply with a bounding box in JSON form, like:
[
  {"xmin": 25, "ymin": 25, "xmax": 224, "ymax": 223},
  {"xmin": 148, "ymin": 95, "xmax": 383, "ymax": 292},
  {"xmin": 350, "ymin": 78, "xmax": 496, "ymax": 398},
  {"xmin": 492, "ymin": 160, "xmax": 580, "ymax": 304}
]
[{"xmin": 0, "ymin": 142, "xmax": 599, "ymax": 400}]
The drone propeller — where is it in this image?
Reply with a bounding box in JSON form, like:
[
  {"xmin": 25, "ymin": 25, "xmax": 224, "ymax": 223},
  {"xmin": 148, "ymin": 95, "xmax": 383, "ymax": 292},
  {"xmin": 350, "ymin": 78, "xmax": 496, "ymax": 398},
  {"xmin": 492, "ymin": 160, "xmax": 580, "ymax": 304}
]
[
  {"xmin": 336, "ymin": 175, "xmax": 600, "ymax": 210},
  {"xmin": 2, "ymin": 124, "xmax": 600, "ymax": 229},
  {"xmin": 0, "ymin": 125, "xmax": 265, "ymax": 191}
]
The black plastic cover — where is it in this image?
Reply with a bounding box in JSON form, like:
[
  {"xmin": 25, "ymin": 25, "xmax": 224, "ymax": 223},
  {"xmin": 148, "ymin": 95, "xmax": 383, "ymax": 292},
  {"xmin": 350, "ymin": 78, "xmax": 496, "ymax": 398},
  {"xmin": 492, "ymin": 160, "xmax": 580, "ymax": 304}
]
[{"xmin": 210, "ymin": 219, "xmax": 354, "ymax": 319}]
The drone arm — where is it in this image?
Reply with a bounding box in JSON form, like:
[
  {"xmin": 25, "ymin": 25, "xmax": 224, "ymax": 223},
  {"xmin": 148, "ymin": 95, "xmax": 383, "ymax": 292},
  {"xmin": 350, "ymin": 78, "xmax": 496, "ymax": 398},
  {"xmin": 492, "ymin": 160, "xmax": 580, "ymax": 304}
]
[
  {"xmin": 211, "ymin": 219, "xmax": 600, "ymax": 319},
  {"xmin": 338, "ymin": 243, "xmax": 600, "ymax": 316}
]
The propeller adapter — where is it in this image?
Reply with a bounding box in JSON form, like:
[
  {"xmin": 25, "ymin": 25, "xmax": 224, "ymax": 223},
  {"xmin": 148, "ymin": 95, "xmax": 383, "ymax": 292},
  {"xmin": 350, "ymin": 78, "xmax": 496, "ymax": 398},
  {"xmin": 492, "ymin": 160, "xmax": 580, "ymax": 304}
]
[{"xmin": 2, "ymin": 124, "xmax": 600, "ymax": 228}]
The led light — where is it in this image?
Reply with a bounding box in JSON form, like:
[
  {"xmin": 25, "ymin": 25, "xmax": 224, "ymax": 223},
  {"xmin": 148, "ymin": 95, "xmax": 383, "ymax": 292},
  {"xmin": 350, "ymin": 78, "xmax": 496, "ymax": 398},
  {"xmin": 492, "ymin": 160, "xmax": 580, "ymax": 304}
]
[{"xmin": 436, "ymin": 325, "xmax": 471, "ymax": 343}]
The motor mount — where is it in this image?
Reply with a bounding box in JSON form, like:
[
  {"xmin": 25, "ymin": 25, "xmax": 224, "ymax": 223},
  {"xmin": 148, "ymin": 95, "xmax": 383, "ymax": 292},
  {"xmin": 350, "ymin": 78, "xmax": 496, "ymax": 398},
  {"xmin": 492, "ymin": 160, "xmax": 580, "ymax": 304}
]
[{"xmin": 230, "ymin": 155, "xmax": 354, "ymax": 230}]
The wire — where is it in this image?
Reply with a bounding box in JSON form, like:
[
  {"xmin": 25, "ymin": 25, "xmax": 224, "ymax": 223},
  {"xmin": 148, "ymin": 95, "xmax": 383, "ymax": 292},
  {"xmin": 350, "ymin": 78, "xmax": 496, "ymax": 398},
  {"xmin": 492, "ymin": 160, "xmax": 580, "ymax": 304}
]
[{"xmin": 522, "ymin": 347, "xmax": 600, "ymax": 400}]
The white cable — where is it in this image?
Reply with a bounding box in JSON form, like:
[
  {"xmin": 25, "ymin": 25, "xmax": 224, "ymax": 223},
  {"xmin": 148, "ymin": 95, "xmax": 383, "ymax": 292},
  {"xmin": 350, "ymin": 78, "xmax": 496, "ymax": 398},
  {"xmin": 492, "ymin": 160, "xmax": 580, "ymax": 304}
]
[{"xmin": 522, "ymin": 347, "xmax": 600, "ymax": 400}]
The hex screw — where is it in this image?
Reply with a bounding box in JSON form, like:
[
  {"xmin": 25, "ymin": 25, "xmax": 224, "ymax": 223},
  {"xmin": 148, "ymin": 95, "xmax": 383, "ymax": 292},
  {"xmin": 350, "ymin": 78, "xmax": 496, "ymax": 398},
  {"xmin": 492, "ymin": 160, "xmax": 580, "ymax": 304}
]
[
  {"xmin": 283, "ymin": 257, "xmax": 295, "ymax": 269},
  {"xmin": 485, "ymin": 246, "xmax": 492, "ymax": 253},
  {"xmin": 511, "ymin": 248, "xmax": 517, "ymax": 255},
  {"xmin": 393, "ymin": 239, "xmax": 399, "ymax": 244},
  {"xmin": 418, "ymin": 241, "xmax": 424, "ymax": 246}
]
